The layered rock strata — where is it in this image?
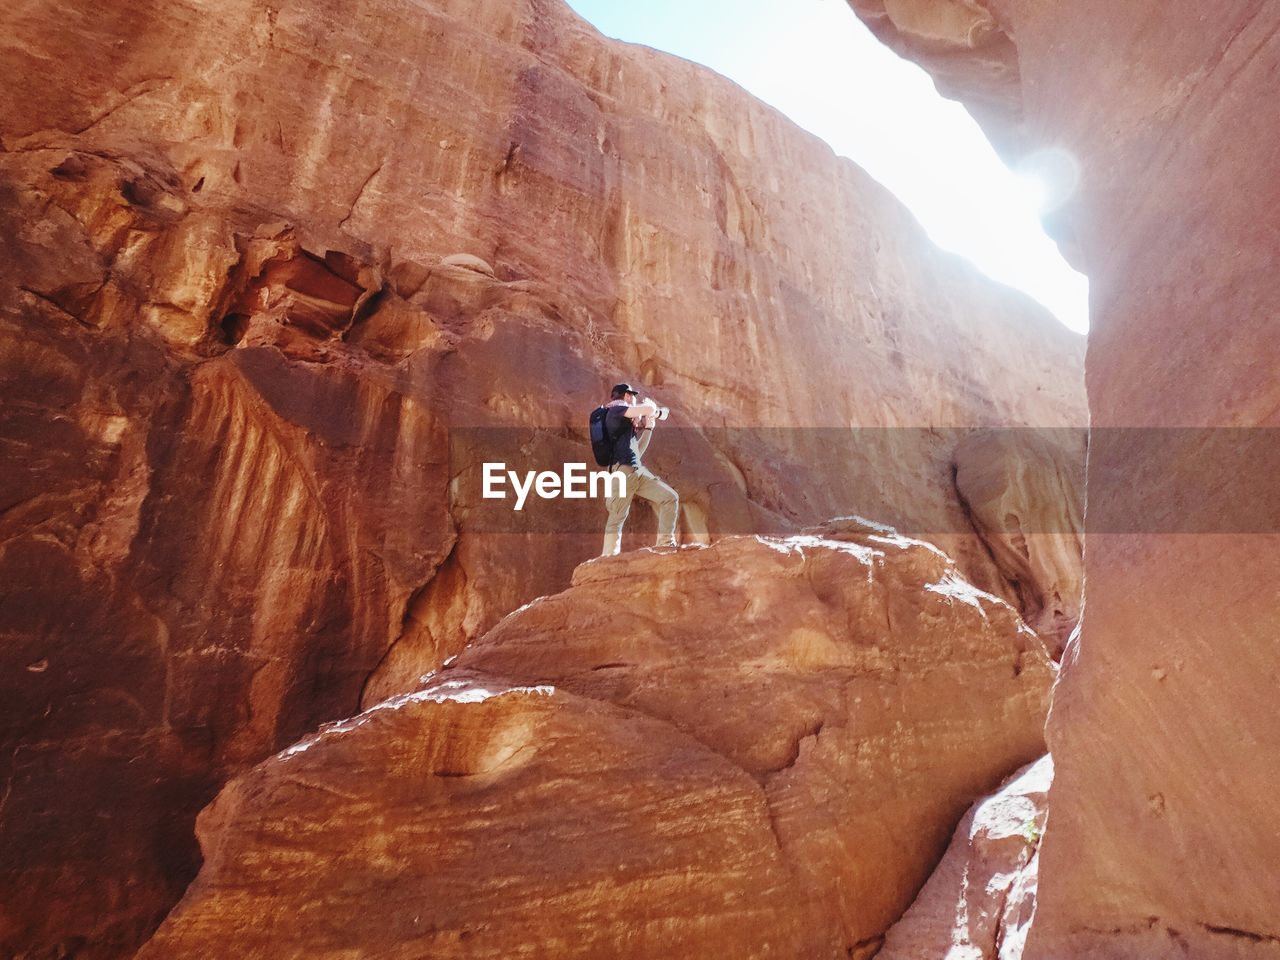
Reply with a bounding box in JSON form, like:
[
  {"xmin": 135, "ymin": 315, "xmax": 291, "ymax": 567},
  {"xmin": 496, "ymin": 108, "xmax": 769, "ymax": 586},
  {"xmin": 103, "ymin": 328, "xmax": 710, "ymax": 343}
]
[
  {"xmin": 845, "ymin": 0, "xmax": 1280, "ymax": 955},
  {"xmin": 0, "ymin": 0, "xmax": 1084, "ymax": 954},
  {"xmin": 139, "ymin": 526, "xmax": 1054, "ymax": 959}
]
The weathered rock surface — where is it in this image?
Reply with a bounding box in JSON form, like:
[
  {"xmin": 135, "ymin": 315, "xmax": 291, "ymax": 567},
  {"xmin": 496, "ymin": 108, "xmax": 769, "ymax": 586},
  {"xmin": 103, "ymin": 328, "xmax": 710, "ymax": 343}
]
[
  {"xmin": 953, "ymin": 429, "xmax": 1084, "ymax": 656},
  {"xmin": 139, "ymin": 527, "xmax": 1054, "ymax": 959},
  {"xmin": 846, "ymin": 0, "xmax": 1280, "ymax": 955},
  {"xmin": 0, "ymin": 0, "xmax": 1084, "ymax": 954},
  {"xmin": 878, "ymin": 755, "xmax": 1050, "ymax": 960},
  {"xmin": 846, "ymin": 0, "xmax": 1022, "ymax": 157}
]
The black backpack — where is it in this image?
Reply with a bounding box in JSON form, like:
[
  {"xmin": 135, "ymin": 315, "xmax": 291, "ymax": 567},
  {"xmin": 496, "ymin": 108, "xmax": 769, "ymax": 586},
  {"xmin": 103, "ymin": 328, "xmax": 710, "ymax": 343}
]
[{"xmin": 588, "ymin": 405, "xmax": 615, "ymax": 467}]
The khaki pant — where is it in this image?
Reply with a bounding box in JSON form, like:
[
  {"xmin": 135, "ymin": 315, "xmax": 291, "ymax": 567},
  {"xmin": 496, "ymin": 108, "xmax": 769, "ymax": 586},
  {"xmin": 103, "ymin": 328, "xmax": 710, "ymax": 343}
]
[{"xmin": 602, "ymin": 464, "xmax": 679, "ymax": 555}]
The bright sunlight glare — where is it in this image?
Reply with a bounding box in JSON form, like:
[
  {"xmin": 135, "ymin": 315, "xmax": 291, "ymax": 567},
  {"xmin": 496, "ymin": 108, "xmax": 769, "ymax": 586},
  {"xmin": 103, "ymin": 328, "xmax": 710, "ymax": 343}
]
[
  {"xmin": 564, "ymin": 0, "xmax": 1090, "ymax": 333},
  {"xmin": 1013, "ymin": 173, "xmax": 1049, "ymax": 215}
]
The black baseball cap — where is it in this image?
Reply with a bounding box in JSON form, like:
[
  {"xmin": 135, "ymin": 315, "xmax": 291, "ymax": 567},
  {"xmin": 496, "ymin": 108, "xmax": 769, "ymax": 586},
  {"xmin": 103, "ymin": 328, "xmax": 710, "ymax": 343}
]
[{"xmin": 611, "ymin": 382, "xmax": 639, "ymax": 397}]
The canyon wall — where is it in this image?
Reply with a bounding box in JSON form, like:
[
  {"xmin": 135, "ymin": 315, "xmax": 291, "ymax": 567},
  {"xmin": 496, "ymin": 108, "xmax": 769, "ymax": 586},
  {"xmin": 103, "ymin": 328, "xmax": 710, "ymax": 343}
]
[
  {"xmin": 1, "ymin": 0, "xmax": 1083, "ymax": 955},
  {"xmin": 848, "ymin": 0, "xmax": 1280, "ymax": 955}
]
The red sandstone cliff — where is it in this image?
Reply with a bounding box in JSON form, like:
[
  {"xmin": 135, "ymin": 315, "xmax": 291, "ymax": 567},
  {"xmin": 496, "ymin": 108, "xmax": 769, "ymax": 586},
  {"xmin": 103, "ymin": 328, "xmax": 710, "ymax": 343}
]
[
  {"xmin": 1, "ymin": 0, "xmax": 1083, "ymax": 955},
  {"xmin": 847, "ymin": 0, "xmax": 1280, "ymax": 955}
]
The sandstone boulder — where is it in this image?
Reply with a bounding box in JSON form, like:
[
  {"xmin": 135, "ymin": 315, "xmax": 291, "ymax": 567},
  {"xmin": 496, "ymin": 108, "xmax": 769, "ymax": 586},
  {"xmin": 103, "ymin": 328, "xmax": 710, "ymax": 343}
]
[
  {"xmin": 139, "ymin": 528, "xmax": 1054, "ymax": 958},
  {"xmin": 878, "ymin": 755, "xmax": 1051, "ymax": 960}
]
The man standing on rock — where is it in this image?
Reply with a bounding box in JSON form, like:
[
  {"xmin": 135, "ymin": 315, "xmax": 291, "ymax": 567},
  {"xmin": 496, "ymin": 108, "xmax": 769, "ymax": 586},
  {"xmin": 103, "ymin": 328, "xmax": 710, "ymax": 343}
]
[{"xmin": 601, "ymin": 383, "xmax": 679, "ymax": 556}]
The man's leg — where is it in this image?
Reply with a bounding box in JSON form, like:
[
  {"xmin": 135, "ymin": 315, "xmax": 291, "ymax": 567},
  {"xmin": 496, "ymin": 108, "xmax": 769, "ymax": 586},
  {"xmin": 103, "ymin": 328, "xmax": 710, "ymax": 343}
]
[
  {"xmin": 631, "ymin": 467, "xmax": 679, "ymax": 548},
  {"xmin": 602, "ymin": 466, "xmax": 635, "ymax": 556}
]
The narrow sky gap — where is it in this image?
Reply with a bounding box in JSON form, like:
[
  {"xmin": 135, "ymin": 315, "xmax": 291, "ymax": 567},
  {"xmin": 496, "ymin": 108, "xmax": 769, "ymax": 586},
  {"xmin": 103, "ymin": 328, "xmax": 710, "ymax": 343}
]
[{"xmin": 564, "ymin": 0, "xmax": 1090, "ymax": 333}]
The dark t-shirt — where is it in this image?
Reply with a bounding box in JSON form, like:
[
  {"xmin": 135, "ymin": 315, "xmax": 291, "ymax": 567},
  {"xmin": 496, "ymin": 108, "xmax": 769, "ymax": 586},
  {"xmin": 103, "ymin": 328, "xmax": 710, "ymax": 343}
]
[{"xmin": 604, "ymin": 404, "xmax": 640, "ymax": 467}]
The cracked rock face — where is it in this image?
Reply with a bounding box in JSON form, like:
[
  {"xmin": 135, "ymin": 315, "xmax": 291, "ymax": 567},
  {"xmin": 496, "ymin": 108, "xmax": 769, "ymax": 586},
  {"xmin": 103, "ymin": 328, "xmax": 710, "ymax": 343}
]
[
  {"xmin": 845, "ymin": 0, "xmax": 1280, "ymax": 955},
  {"xmin": 138, "ymin": 526, "xmax": 1054, "ymax": 958}
]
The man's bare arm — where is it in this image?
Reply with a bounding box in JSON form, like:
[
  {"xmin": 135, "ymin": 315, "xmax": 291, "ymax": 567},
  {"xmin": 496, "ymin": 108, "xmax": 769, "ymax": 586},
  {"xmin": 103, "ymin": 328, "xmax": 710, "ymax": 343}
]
[
  {"xmin": 635, "ymin": 423, "xmax": 654, "ymax": 457},
  {"xmin": 622, "ymin": 399, "xmax": 659, "ymax": 419}
]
